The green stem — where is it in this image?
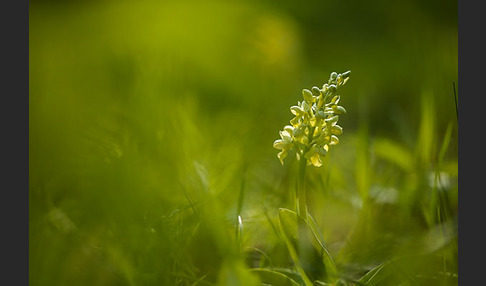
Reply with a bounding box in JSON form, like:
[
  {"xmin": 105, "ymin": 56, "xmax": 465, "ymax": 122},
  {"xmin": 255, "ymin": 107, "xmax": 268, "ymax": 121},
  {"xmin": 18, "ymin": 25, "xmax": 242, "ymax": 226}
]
[
  {"xmin": 296, "ymin": 125, "xmax": 317, "ymax": 218},
  {"xmin": 296, "ymin": 150, "xmax": 312, "ymax": 286},
  {"xmin": 297, "ymin": 152, "xmax": 307, "ymax": 219}
]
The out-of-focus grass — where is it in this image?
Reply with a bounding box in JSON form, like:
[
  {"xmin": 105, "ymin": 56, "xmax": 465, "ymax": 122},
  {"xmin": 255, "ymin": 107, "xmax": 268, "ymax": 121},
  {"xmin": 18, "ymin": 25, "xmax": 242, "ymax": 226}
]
[{"xmin": 29, "ymin": 0, "xmax": 457, "ymax": 285}]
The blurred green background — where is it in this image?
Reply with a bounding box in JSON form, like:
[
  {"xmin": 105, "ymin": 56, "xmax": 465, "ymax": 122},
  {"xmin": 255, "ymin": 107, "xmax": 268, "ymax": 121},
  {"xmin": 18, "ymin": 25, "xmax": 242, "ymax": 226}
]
[{"xmin": 29, "ymin": 0, "xmax": 457, "ymax": 285}]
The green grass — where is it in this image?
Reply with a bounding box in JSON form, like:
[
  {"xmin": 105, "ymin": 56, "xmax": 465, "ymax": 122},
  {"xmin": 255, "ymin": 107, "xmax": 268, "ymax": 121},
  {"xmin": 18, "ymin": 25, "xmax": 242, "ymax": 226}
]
[{"xmin": 29, "ymin": 0, "xmax": 457, "ymax": 285}]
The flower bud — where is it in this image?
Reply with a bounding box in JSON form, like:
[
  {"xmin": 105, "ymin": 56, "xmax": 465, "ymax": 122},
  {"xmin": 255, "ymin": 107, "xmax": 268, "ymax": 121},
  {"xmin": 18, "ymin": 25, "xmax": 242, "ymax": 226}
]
[
  {"xmin": 332, "ymin": 105, "xmax": 347, "ymax": 114},
  {"xmin": 325, "ymin": 115, "xmax": 339, "ymax": 126},
  {"xmin": 311, "ymin": 86, "xmax": 321, "ymax": 96},
  {"xmin": 328, "ymin": 84, "xmax": 337, "ymax": 93},
  {"xmin": 302, "ymin": 89, "xmax": 314, "ymax": 102},
  {"xmin": 330, "ymin": 95, "xmax": 340, "ymax": 104},
  {"xmin": 339, "ymin": 71, "xmax": 351, "ymax": 86},
  {"xmin": 322, "ymin": 83, "xmax": 329, "ymax": 92},
  {"xmin": 341, "ymin": 70, "xmax": 351, "ymax": 79},
  {"xmin": 331, "ymin": 125, "xmax": 343, "ymax": 135},
  {"xmin": 330, "ymin": 135, "xmax": 340, "ymax": 145},
  {"xmin": 284, "ymin": 125, "xmax": 294, "ymax": 135},
  {"xmin": 329, "ymin": 72, "xmax": 338, "ymax": 84}
]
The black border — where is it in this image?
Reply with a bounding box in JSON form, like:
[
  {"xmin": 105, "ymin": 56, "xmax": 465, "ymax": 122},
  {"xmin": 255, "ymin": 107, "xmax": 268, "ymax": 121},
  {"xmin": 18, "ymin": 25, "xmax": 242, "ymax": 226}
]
[
  {"xmin": 4, "ymin": 0, "xmax": 29, "ymax": 285},
  {"xmin": 458, "ymin": 0, "xmax": 483, "ymax": 284}
]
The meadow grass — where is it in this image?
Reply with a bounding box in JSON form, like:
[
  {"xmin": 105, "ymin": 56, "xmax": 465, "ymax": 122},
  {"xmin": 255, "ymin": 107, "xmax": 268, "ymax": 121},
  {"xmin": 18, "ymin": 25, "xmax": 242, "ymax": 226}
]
[{"xmin": 29, "ymin": 1, "xmax": 457, "ymax": 285}]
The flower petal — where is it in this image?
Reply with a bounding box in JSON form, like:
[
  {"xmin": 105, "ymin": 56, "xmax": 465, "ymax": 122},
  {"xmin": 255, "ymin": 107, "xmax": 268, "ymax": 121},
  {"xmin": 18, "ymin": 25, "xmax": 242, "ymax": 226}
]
[
  {"xmin": 277, "ymin": 150, "xmax": 288, "ymax": 165},
  {"xmin": 273, "ymin": 139, "xmax": 285, "ymax": 150},
  {"xmin": 325, "ymin": 115, "xmax": 339, "ymax": 126},
  {"xmin": 309, "ymin": 153, "xmax": 322, "ymax": 167},
  {"xmin": 290, "ymin": 106, "xmax": 303, "ymax": 116},
  {"xmin": 331, "ymin": 125, "xmax": 343, "ymax": 135},
  {"xmin": 302, "ymin": 89, "xmax": 316, "ymax": 102},
  {"xmin": 290, "ymin": 117, "xmax": 301, "ymax": 126},
  {"xmin": 301, "ymin": 100, "xmax": 310, "ymax": 112},
  {"xmin": 280, "ymin": 130, "xmax": 292, "ymax": 143},
  {"xmin": 284, "ymin": 125, "xmax": 294, "ymax": 135},
  {"xmin": 330, "ymin": 135, "xmax": 340, "ymax": 145}
]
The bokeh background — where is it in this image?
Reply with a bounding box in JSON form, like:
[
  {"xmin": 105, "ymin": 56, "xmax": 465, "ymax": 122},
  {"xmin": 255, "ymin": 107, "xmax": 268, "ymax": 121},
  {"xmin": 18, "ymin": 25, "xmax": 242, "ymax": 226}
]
[{"xmin": 29, "ymin": 0, "xmax": 458, "ymax": 285}]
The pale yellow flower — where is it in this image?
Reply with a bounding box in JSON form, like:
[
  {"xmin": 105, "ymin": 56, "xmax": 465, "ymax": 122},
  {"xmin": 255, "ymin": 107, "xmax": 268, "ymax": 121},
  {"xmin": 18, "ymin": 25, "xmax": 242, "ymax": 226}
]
[
  {"xmin": 273, "ymin": 130, "xmax": 293, "ymax": 165},
  {"xmin": 273, "ymin": 70, "xmax": 351, "ymax": 166}
]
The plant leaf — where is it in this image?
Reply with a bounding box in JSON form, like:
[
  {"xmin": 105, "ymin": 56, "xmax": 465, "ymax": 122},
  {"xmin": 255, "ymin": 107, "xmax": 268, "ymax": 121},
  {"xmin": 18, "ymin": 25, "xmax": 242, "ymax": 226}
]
[
  {"xmin": 250, "ymin": 268, "xmax": 302, "ymax": 286},
  {"xmin": 278, "ymin": 208, "xmax": 338, "ymax": 285}
]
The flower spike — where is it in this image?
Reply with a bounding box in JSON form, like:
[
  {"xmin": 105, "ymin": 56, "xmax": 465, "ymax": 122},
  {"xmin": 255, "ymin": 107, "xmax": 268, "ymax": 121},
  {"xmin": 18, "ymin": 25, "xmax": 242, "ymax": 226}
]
[{"xmin": 273, "ymin": 70, "xmax": 351, "ymax": 167}]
